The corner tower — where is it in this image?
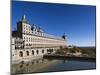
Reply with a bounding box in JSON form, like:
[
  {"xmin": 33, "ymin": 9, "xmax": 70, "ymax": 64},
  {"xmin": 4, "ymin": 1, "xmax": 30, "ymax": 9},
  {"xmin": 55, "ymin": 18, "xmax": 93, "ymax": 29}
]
[{"xmin": 17, "ymin": 14, "xmax": 28, "ymax": 38}]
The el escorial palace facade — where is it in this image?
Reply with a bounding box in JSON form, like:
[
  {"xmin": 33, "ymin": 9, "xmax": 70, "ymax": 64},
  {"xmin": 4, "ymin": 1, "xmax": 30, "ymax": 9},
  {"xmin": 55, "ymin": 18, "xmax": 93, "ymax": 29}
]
[{"xmin": 12, "ymin": 15, "xmax": 67, "ymax": 64}]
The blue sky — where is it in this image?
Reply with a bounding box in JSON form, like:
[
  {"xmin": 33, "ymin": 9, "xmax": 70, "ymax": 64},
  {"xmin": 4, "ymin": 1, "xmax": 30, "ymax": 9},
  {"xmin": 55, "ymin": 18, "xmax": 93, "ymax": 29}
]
[{"xmin": 12, "ymin": 1, "xmax": 96, "ymax": 47}]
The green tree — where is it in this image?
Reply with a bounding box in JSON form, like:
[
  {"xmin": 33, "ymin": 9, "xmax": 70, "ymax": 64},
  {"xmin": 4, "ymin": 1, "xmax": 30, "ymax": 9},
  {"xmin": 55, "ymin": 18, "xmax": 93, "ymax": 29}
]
[{"xmin": 69, "ymin": 47, "xmax": 82, "ymax": 53}]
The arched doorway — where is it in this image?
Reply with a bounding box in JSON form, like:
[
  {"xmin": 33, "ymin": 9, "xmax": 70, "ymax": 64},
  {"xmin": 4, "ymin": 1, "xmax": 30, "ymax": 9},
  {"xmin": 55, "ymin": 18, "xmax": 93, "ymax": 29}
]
[
  {"xmin": 42, "ymin": 50, "xmax": 44, "ymax": 53},
  {"xmin": 32, "ymin": 50, "xmax": 34, "ymax": 55},
  {"xmin": 36, "ymin": 50, "xmax": 39, "ymax": 54},
  {"xmin": 26, "ymin": 51, "xmax": 29, "ymax": 56}
]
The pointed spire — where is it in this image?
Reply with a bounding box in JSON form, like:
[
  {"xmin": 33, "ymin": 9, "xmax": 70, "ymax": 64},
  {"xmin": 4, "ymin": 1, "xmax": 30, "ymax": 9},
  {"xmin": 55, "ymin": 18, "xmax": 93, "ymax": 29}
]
[
  {"xmin": 62, "ymin": 32, "xmax": 66, "ymax": 40},
  {"xmin": 23, "ymin": 14, "xmax": 26, "ymax": 20},
  {"xmin": 22, "ymin": 14, "xmax": 27, "ymax": 22}
]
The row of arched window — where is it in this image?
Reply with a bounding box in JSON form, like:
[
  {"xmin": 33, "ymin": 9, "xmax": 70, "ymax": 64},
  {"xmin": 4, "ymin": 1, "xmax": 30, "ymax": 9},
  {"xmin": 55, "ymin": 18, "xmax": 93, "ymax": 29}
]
[{"xmin": 19, "ymin": 50, "xmax": 44, "ymax": 57}]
